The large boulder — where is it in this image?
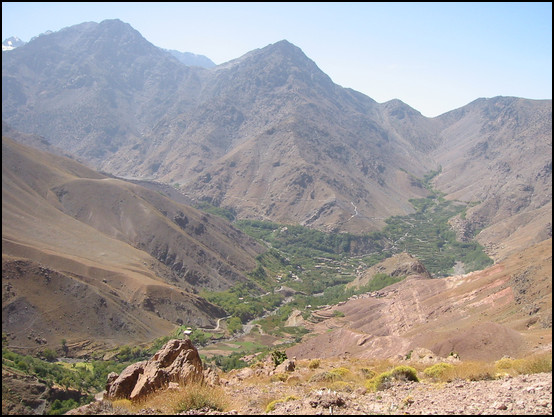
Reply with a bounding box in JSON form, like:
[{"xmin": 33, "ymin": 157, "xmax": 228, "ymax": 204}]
[{"xmin": 106, "ymin": 339, "xmax": 204, "ymax": 401}]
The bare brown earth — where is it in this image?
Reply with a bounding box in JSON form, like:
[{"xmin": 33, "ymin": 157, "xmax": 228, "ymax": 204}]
[
  {"xmin": 287, "ymin": 238, "xmax": 552, "ymax": 362},
  {"xmin": 1, "ymin": 136, "xmax": 264, "ymax": 354}
]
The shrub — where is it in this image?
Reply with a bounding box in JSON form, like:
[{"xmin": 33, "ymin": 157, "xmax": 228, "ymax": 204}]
[
  {"xmin": 366, "ymin": 370, "xmax": 394, "ymax": 392},
  {"xmin": 41, "ymin": 348, "xmax": 57, "ymax": 362},
  {"xmin": 390, "ymin": 365, "xmax": 419, "ymax": 382},
  {"xmin": 329, "ymin": 367, "xmax": 351, "ymax": 379},
  {"xmin": 175, "ymin": 383, "xmax": 228, "ymax": 412},
  {"xmin": 328, "ymin": 380, "xmax": 354, "ymax": 392},
  {"xmin": 360, "ymin": 367, "xmax": 376, "ymax": 379},
  {"xmin": 423, "ymin": 363, "xmax": 455, "ymax": 380},
  {"xmin": 271, "ymin": 350, "xmax": 287, "ymax": 367},
  {"xmin": 265, "ymin": 395, "xmax": 297, "ymax": 413},
  {"xmin": 366, "ymin": 365, "xmax": 419, "ymax": 392},
  {"xmin": 48, "ymin": 399, "xmax": 79, "ymax": 415},
  {"xmin": 309, "ymin": 371, "xmax": 338, "ymax": 383},
  {"xmin": 270, "ymin": 373, "xmax": 288, "ymax": 382},
  {"xmin": 308, "ymin": 359, "xmax": 321, "ymax": 369}
]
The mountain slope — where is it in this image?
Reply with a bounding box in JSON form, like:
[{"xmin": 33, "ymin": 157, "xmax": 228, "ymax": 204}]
[
  {"xmin": 165, "ymin": 49, "xmax": 215, "ymax": 68},
  {"xmin": 1, "ymin": 24, "xmax": 437, "ymax": 234},
  {"xmin": 2, "ymin": 135, "xmax": 264, "ymax": 354},
  {"xmin": 431, "ymin": 96, "xmax": 552, "ymax": 260},
  {"xmin": 288, "ymin": 237, "xmax": 551, "ymax": 362},
  {"xmin": 2, "ymin": 19, "xmax": 551, "ymax": 251},
  {"xmin": 2, "ymin": 19, "xmax": 203, "ymax": 166}
]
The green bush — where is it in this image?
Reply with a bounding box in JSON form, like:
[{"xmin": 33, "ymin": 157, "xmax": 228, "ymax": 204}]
[
  {"xmin": 271, "ymin": 350, "xmax": 287, "ymax": 367},
  {"xmin": 366, "ymin": 365, "xmax": 419, "ymax": 391},
  {"xmin": 48, "ymin": 398, "xmax": 79, "ymax": 415},
  {"xmin": 226, "ymin": 316, "xmax": 243, "ymax": 335},
  {"xmin": 423, "ymin": 363, "xmax": 454, "ymax": 380},
  {"xmin": 391, "ymin": 365, "xmax": 419, "ymax": 382}
]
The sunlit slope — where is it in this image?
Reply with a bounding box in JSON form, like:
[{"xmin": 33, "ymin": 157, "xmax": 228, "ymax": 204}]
[
  {"xmin": 288, "ymin": 238, "xmax": 551, "ymax": 362},
  {"xmin": 2, "ymin": 136, "xmax": 263, "ymax": 352}
]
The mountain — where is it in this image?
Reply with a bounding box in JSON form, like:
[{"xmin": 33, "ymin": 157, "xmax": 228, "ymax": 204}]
[
  {"xmin": 1, "ymin": 19, "xmax": 551, "ymax": 255},
  {"xmin": 2, "ymin": 133, "xmax": 265, "ymax": 353},
  {"xmin": 165, "ymin": 49, "xmax": 216, "ymax": 68},
  {"xmin": 1, "ymin": 21, "xmax": 438, "ymax": 235},
  {"xmin": 2, "ymin": 36, "xmax": 25, "ymax": 51},
  {"xmin": 431, "ymin": 96, "xmax": 552, "ymax": 260},
  {"xmin": 288, "ymin": 237, "xmax": 552, "ymax": 362}
]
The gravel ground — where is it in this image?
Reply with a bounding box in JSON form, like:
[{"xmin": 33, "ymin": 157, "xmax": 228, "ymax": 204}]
[{"xmin": 66, "ymin": 372, "xmax": 552, "ymax": 415}]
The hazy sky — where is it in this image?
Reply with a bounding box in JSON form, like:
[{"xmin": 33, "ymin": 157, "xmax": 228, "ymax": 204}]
[{"xmin": 2, "ymin": 2, "xmax": 552, "ymax": 117}]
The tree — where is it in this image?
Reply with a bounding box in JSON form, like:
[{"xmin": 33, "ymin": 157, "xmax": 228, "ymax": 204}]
[
  {"xmin": 61, "ymin": 339, "xmax": 68, "ymax": 355},
  {"xmin": 227, "ymin": 316, "xmax": 243, "ymax": 334}
]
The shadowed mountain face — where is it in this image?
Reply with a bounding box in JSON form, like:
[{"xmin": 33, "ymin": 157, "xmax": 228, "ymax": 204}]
[
  {"xmin": 2, "ymin": 135, "xmax": 264, "ymax": 353},
  {"xmin": 2, "ymin": 20, "xmax": 551, "ymax": 250}
]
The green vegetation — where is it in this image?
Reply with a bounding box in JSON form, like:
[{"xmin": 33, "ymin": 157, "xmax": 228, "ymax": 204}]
[
  {"xmin": 207, "ymin": 351, "xmax": 248, "ymax": 372},
  {"xmin": 48, "ymin": 398, "xmax": 80, "ymax": 415},
  {"xmin": 2, "ymin": 348, "xmax": 126, "ymax": 394},
  {"xmin": 194, "ymin": 201, "xmax": 236, "ymax": 222},
  {"xmin": 265, "ymin": 395, "xmax": 298, "ymax": 413},
  {"xmin": 226, "ymin": 316, "xmax": 243, "ymax": 334},
  {"xmin": 233, "ymin": 168, "xmax": 492, "ymax": 281},
  {"xmin": 270, "ymin": 349, "xmax": 288, "ymax": 367},
  {"xmin": 366, "ymin": 365, "xmax": 419, "ymax": 391},
  {"xmin": 423, "ymin": 362, "xmax": 455, "ymax": 380},
  {"xmin": 380, "ymin": 195, "xmax": 492, "ymax": 276},
  {"xmin": 358, "ymin": 273, "xmax": 405, "ymax": 292},
  {"xmin": 200, "ymin": 284, "xmax": 283, "ymax": 324},
  {"xmin": 192, "ymin": 170, "xmax": 493, "ymax": 345}
]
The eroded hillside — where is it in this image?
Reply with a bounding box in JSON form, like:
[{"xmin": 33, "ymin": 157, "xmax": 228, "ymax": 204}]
[{"xmin": 2, "ymin": 135, "xmax": 264, "ymax": 353}]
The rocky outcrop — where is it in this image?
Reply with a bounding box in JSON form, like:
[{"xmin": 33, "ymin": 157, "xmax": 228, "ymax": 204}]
[{"xmin": 105, "ymin": 339, "xmax": 204, "ymax": 401}]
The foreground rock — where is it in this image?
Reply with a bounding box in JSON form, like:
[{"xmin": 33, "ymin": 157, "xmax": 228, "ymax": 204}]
[{"xmin": 105, "ymin": 339, "xmax": 204, "ymax": 401}]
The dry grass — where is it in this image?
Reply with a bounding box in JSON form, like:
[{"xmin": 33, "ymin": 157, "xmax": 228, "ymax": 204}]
[
  {"xmin": 417, "ymin": 352, "xmax": 553, "ymax": 384},
  {"xmin": 435, "ymin": 361, "xmax": 497, "ymax": 382},
  {"xmin": 109, "ymin": 382, "xmax": 232, "ymax": 414},
  {"xmin": 265, "ymin": 395, "xmax": 298, "ymax": 413},
  {"xmin": 308, "ymin": 359, "xmax": 321, "ymax": 369},
  {"xmin": 494, "ymin": 352, "xmax": 552, "ymax": 376}
]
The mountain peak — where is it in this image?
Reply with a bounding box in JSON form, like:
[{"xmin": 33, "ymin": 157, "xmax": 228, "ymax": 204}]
[{"xmin": 2, "ymin": 36, "xmax": 26, "ymax": 51}]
